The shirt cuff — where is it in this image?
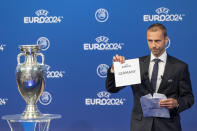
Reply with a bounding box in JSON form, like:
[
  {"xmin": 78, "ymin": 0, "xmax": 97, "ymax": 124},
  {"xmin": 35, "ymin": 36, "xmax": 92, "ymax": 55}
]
[{"xmin": 110, "ymin": 68, "xmax": 114, "ymax": 73}]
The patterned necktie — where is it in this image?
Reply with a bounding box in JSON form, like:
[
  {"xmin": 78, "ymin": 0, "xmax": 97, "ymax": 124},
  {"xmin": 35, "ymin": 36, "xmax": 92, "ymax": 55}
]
[{"xmin": 151, "ymin": 59, "xmax": 161, "ymax": 92}]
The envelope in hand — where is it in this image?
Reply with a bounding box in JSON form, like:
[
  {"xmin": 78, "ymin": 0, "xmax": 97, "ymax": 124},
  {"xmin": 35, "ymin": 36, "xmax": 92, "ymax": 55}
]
[{"xmin": 140, "ymin": 93, "xmax": 170, "ymax": 118}]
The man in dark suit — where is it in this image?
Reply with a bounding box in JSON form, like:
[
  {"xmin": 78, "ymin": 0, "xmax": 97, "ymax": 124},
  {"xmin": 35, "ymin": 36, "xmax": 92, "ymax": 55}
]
[{"xmin": 106, "ymin": 23, "xmax": 194, "ymax": 131}]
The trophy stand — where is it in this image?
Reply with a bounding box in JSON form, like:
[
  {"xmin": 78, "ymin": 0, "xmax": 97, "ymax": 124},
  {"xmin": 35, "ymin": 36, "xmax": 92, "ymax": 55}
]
[{"xmin": 2, "ymin": 114, "xmax": 61, "ymax": 131}]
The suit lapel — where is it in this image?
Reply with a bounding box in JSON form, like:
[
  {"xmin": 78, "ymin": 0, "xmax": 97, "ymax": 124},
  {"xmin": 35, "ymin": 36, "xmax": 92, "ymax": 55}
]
[
  {"xmin": 140, "ymin": 55, "xmax": 154, "ymax": 93},
  {"xmin": 158, "ymin": 55, "xmax": 175, "ymax": 93}
]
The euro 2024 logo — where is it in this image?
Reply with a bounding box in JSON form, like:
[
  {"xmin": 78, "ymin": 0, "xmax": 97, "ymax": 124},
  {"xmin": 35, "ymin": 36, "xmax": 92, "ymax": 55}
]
[
  {"xmin": 0, "ymin": 98, "xmax": 8, "ymax": 106},
  {"xmin": 95, "ymin": 8, "xmax": 109, "ymax": 22},
  {"xmin": 83, "ymin": 36, "xmax": 124, "ymax": 50},
  {"xmin": 85, "ymin": 91, "xmax": 126, "ymax": 106},
  {"xmin": 24, "ymin": 9, "xmax": 63, "ymax": 24},
  {"xmin": 143, "ymin": 7, "xmax": 185, "ymax": 22},
  {"xmin": 45, "ymin": 64, "xmax": 65, "ymax": 79}
]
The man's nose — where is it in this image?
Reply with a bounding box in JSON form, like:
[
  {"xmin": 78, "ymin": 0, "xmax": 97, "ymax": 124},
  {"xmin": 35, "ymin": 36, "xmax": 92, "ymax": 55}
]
[{"xmin": 152, "ymin": 41, "xmax": 156, "ymax": 47}]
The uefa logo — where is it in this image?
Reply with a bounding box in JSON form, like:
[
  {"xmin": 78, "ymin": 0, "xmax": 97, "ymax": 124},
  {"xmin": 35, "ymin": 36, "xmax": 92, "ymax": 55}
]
[
  {"xmin": 155, "ymin": 7, "xmax": 170, "ymax": 14},
  {"xmin": 95, "ymin": 8, "xmax": 109, "ymax": 22},
  {"xmin": 97, "ymin": 64, "xmax": 109, "ymax": 78},
  {"xmin": 37, "ymin": 37, "xmax": 50, "ymax": 51},
  {"xmin": 97, "ymin": 91, "xmax": 111, "ymax": 98},
  {"xmin": 39, "ymin": 91, "xmax": 52, "ymax": 105},
  {"xmin": 165, "ymin": 38, "xmax": 171, "ymax": 49},
  {"xmin": 0, "ymin": 44, "xmax": 6, "ymax": 52}
]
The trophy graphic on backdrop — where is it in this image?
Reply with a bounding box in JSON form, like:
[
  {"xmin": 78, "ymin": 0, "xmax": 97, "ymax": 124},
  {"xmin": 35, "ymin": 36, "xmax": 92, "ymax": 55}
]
[
  {"xmin": 16, "ymin": 45, "xmax": 45, "ymax": 118},
  {"xmin": 2, "ymin": 45, "xmax": 61, "ymax": 131}
]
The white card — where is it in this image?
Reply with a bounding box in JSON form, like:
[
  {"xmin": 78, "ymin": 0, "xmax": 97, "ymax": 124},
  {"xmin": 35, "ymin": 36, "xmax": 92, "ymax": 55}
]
[{"xmin": 114, "ymin": 58, "xmax": 141, "ymax": 87}]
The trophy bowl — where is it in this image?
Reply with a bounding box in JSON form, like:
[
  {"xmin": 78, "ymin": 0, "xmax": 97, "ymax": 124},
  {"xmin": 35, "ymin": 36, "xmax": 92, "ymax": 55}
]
[{"xmin": 16, "ymin": 45, "xmax": 46, "ymax": 119}]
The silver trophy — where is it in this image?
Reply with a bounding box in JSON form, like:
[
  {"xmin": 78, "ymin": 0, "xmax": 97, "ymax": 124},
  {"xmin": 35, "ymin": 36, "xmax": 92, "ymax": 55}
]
[
  {"xmin": 16, "ymin": 45, "xmax": 46, "ymax": 119},
  {"xmin": 1, "ymin": 44, "xmax": 61, "ymax": 131}
]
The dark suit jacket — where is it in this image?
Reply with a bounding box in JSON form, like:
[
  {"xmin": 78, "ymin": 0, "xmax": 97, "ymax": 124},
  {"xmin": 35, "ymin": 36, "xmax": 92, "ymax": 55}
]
[{"xmin": 106, "ymin": 54, "xmax": 194, "ymax": 131}]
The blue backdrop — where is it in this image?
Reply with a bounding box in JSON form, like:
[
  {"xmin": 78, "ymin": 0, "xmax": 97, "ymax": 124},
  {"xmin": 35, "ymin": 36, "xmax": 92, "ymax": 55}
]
[{"xmin": 0, "ymin": 0, "xmax": 197, "ymax": 131}]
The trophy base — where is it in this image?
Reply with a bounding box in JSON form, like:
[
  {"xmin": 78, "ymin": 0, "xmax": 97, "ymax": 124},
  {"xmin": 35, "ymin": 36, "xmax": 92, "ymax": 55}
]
[
  {"xmin": 2, "ymin": 114, "xmax": 61, "ymax": 122},
  {"xmin": 22, "ymin": 104, "xmax": 41, "ymax": 119},
  {"xmin": 2, "ymin": 114, "xmax": 61, "ymax": 131}
]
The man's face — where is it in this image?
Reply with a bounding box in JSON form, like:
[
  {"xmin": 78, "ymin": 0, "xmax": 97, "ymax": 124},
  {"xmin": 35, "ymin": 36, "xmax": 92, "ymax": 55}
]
[{"xmin": 147, "ymin": 29, "xmax": 168, "ymax": 57}]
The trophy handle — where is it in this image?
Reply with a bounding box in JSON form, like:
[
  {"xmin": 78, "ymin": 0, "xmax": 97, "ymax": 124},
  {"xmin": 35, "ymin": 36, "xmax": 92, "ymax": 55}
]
[
  {"xmin": 36, "ymin": 53, "xmax": 45, "ymax": 65},
  {"xmin": 17, "ymin": 53, "xmax": 25, "ymax": 65}
]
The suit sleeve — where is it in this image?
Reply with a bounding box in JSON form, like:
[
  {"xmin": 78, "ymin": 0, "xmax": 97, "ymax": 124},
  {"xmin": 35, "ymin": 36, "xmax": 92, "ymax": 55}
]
[
  {"xmin": 105, "ymin": 67, "xmax": 125, "ymax": 93},
  {"xmin": 177, "ymin": 64, "xmax": 194, "ymax": 113}
]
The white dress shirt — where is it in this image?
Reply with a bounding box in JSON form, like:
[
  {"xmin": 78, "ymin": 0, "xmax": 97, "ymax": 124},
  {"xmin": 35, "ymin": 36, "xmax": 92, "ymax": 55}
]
[{"xmin": 149, "ymin": 51, "xmax": 167, "ymax": 93}]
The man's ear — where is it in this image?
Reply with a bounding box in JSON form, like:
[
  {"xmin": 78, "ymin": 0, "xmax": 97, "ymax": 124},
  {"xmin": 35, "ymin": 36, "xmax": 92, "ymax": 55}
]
[{"xmin": 165, "ymin": 36, "xmax": 169, "ymax": 44}]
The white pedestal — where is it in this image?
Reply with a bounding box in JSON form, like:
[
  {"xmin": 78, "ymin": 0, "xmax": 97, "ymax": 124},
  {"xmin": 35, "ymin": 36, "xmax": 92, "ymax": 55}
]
[{"xmin": 2, "ymin": 114, "xmax": 61, "ymax": 131}]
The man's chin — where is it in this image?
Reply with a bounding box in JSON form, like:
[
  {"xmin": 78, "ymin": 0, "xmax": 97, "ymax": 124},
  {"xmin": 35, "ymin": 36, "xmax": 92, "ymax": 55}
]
[{"xmin": 152, "ymin": 52, "xmax": 160, "ymax": 57}]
